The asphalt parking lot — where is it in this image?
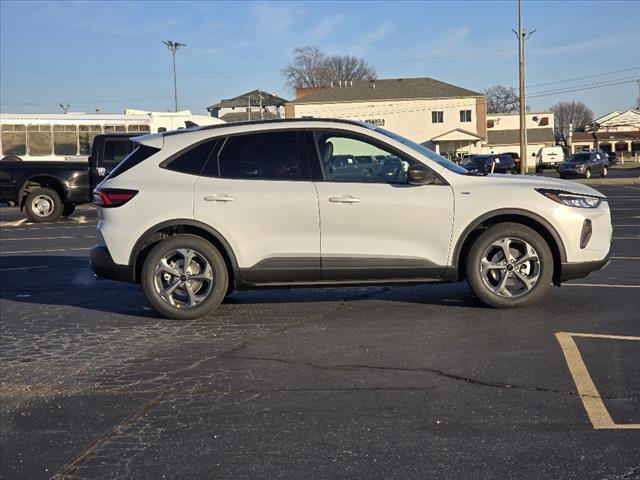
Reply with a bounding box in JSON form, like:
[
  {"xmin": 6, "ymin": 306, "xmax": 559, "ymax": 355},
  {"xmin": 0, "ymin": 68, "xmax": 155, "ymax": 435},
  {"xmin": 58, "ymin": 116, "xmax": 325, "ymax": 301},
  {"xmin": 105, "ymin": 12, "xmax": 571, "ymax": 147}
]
[{"xmin": 1, "ymin": 182, "xmax": 639, "ymax": 479}]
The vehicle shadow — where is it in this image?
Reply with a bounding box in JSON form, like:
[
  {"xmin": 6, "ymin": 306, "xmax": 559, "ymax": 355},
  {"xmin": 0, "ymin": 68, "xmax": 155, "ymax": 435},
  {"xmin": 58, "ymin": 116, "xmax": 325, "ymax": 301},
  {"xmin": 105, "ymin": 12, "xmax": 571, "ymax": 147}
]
[{"xmin": 0, "ymin": 255, "xmax": 484, "ymax": 316}]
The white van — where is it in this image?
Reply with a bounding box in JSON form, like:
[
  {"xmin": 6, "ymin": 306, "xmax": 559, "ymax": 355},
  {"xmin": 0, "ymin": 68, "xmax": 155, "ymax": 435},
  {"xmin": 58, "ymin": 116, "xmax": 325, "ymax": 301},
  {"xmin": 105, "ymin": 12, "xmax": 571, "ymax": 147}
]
[{"xmin": 535, "ymin": 146, "xmax": 565, "ymax": 172}]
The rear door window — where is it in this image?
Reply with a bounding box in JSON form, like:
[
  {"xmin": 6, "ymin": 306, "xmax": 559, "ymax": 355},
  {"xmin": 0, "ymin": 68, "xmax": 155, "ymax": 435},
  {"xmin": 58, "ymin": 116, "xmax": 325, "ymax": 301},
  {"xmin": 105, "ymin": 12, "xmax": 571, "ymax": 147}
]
[
  {"xmin": 217, "ymin": 131, "xmax": 305, "ymax": 180},
  {"xmin": 164, "ymin": 139, "xmax": 218, "ymax": 176}
]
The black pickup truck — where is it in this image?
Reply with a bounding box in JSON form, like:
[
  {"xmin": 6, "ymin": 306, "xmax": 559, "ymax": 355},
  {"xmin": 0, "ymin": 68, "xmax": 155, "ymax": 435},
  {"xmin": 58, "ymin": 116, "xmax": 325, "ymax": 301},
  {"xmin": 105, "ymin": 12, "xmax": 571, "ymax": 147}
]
[{"xmin": 0, "ymin": 133, "xmax": 138, "ymax": 222}]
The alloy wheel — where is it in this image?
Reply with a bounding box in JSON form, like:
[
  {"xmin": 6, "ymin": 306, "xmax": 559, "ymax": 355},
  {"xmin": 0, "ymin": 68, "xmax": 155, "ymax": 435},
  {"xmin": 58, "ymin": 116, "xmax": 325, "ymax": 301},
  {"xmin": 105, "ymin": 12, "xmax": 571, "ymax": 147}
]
[
  {"xmin": 153, "ymin": 248, "xmax": 214, "ymax": 309},
  {"xmin": 479, "ymin": 237, "xmax": 541, "ymax": 298}
]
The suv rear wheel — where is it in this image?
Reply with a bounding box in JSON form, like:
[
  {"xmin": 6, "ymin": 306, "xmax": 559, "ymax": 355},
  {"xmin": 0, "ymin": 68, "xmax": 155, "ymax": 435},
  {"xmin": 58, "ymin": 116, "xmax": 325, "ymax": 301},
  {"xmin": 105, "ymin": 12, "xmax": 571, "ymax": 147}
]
[
  {"xmin": 466, "ymin": 223, "xmax": 553, "ymax": 308},
  {"xmin": 141, "ymin": 234, "xmax": 228, "ymax": 320}
]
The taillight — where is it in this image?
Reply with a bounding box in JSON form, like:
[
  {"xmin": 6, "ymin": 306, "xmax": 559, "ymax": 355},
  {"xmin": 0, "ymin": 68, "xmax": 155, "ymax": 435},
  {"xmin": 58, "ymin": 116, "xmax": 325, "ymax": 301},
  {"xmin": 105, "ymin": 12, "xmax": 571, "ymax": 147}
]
[{"xmin": 93, "ymin": 188, "xmax": 138, "ymax": 208}]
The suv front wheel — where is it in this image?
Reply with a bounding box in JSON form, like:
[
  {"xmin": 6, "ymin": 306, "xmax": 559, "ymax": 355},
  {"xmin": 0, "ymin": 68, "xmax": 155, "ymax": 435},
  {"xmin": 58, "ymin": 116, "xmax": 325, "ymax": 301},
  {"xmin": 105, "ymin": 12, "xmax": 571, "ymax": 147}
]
[
  {"xmin": 141, "ymin": 234, "xmax": 228, "ymax": 320},
  {"xmin": 466, "ymin": 223, "xmax": 553, "ymax": 308}
]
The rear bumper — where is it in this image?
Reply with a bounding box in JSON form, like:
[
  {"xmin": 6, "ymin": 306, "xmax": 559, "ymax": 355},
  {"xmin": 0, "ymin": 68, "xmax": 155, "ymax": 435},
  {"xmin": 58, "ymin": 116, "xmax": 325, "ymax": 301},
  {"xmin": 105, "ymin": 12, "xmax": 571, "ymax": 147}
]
[
  {"xmin": 560, "ymin": 256, "xmax": 609, "ymax": 282},
  {"xmin": 90, "ymin": 245, "xmax": 134, "ymax": 283}
]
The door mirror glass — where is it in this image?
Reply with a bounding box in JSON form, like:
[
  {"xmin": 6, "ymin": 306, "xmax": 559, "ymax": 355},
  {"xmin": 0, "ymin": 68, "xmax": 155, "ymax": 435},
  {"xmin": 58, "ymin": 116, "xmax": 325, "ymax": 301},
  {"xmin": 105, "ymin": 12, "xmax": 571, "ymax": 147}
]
[{"xmin": 407, "ymin": 164, "xmax": 437, "ymax": 185}]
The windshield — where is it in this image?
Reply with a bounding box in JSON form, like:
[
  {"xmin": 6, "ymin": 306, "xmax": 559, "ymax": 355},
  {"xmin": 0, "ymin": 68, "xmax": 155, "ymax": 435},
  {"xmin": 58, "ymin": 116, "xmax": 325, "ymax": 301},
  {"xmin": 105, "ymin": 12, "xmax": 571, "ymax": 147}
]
[
  {"xmin": 375, "ymin": 127, "xmax": 469, "ymax": 174},
  {"xmin": 569, "ymin": 153, "xmax": 590, "ymax": 163},
  {"xmin": 461, "ymin": 156, "xmax": 489, "ymax": 167}
]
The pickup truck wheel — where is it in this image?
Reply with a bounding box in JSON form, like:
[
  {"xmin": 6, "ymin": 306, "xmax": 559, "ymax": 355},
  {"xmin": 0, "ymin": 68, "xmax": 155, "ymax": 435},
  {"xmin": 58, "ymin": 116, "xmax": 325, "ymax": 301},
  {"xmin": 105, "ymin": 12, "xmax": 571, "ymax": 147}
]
[
  {"xmin": 466, "ymin": 223, "xmax": 553, "ymax": 309},
  {"xmin": 62, "ymin": 203, "xmax": 76, "ymax": 217},
  {"xmin": 142, "ymin": 234, "xmax": 228, "ymax": 320},
  {"xmin": 25, "ymin": 188, "xmax": 63, "ymax": 223}
]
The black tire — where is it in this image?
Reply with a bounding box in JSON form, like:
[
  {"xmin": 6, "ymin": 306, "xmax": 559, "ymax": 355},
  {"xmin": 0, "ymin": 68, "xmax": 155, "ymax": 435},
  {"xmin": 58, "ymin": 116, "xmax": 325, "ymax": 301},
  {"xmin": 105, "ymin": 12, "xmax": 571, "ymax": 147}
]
[
  {"xmin": 466, "ymin": 223, "xmax": 553, "ymax": 309},
  {"xmin": 601, "ymin": 166, "xmax": 608, "ymax": 177},
  {"xmin": 535, "ymin": 166, "xmax": 542, "ymax": 174},
  {"xmin": 584, "ymin": 168, "xmax": 591, "ymax": 179},
  {"xmin": 24, "ymin": 187, "xmax": 63, "ymax": 223},
  {"xmin": 505, "ymin": 169, "xmax": 513, "ymax": 175},
  {"xmin": 141, "ymin": 234, "xmax": 228, "ymax": 320},
  {"xmin": 62, "ymin": 203, "xmax": 76, "ymax": 217}
]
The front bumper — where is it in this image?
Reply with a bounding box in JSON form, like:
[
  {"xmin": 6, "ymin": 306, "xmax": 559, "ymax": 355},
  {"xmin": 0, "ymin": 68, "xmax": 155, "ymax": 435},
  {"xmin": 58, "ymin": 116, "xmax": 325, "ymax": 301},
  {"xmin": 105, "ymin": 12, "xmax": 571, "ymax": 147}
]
[
  {"xmin": 559, "ymin": 256, "xmax": 609, "ymax": 282},
  {"xmin": 559, "ymin": 169, "xmax": 586, "ymax": 178},
  {"xmin": 90, "ymin": 245, "xmax": 134, "ymax": 283}
]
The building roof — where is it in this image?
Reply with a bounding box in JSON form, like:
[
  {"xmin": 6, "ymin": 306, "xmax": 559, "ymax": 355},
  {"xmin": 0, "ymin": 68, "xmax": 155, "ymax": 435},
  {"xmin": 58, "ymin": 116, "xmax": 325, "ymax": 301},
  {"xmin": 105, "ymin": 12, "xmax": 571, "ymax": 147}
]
[
  {"xmin": 487, "ymin": 128, "xmax": 555, "ymax": 145},
  {"xmin": 573, "ymin": 131, "xmax": 640, "ymax": 141},
  {"xmin": 208, "ymin": 90, "xmax": 289, "ymax": 110},
  {"xmin": 219, "ymin": 110, "xmax": 280, "ymax": 123},
  {"xmin": 431, "ymin": 128, "xmax": 484, "ymax": 142},
  {"xmin": 291, "ymin": 77, "xmax": 482, "ymax": 104},
  {"xmin": 595, "ymin": 109, "xmax": 640, "ymax": 128}
]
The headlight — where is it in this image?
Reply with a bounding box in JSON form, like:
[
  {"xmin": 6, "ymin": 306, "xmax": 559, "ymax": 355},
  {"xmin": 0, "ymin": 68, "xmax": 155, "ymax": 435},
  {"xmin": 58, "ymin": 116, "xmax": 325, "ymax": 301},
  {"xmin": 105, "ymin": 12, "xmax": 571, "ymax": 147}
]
[
  {"xmin": 575, "ymin": 164, "xmax": 585, "ymax": 172},
  {"xmin": 536, "ymin": 188, "xmax": 603, "ymax": 208}
]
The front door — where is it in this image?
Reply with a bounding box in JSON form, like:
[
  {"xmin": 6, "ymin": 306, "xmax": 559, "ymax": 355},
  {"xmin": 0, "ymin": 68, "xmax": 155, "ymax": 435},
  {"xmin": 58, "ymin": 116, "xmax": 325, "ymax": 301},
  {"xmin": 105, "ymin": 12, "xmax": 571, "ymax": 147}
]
[
  {"xmin": 309, "ymin": 131, "xmax": 455, "ymax": 281},
  {"xmin": 194, "ymin": 130, "xmax": 320, "ymax": 283}
]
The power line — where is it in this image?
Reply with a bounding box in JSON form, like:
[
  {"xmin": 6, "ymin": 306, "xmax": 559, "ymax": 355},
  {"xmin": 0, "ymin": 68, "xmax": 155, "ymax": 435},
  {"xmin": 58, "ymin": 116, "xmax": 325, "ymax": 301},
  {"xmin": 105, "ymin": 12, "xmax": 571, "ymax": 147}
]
[
  {"xmin": 528, "ymin": 67, "xmax": 640, "ymax": 89},
  {"xmin": 526, "ymin": 78, "xmax": 638, "ymax": 99}
]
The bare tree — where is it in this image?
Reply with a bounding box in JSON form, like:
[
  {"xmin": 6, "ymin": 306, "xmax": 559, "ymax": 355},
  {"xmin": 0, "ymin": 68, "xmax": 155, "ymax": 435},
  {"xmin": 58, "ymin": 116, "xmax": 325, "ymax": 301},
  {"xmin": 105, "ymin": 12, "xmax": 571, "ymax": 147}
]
[
  {"xmin": 322, "ymin": 54, "xmax": 376, "ymax": 84},
  {"xmin": 550, "ymin": 101, "xmax": 594, "ymax": 146},
  {"xmin": 483, "ymin": 85, "xmax": 521, "ymax": 113},
  {"xmin": 282, "ymin": 46, "xmax": 376, "ymax": 90}
]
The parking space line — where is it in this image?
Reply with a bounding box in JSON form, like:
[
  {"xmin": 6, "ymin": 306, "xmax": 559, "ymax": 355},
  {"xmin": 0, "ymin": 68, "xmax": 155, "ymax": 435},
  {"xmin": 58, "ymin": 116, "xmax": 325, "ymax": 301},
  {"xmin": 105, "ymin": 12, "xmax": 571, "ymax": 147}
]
[
  {"xmin": 0, "ymin": 235, "xmax": 94, "ymax": 241},
  {"xmin": 565, "ymin": 283, "xmax": 640, "ymax": 288},
  {"xmin": 613, "ymin": 236, "xmax": 640, "ymax": 239},
  {"xmin": 0, "ymin": 247, "xmax": 90, "ymax": 254},
  {"xmin": 611, "ymin": 256, "xmax": 640, "ymax": 260},
  {"xmin": 555, "ymin": 332, "xmax": 640, "ymax": 430},
  {"xmin": 0, "ymin": 265, "xmax": 47, "ymax": 271}
]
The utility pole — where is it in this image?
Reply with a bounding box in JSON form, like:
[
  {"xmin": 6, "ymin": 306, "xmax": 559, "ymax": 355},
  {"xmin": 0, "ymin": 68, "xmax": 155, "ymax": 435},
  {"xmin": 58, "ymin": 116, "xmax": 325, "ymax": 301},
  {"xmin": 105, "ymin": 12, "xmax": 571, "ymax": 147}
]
[
  {"xmin": 513, "ymin": 0, "xmax": 535, "ymax": 174},
  {"xmin": 258, "ymin": 90, "xmax": 264, "ymax": 120},
  {"xmin": 162, "ymin": 40, "xmax": 186, "ymax": 112},
  {"xmin": 247, "ymin": 94, "xmax": 251, "ymax": 121}
]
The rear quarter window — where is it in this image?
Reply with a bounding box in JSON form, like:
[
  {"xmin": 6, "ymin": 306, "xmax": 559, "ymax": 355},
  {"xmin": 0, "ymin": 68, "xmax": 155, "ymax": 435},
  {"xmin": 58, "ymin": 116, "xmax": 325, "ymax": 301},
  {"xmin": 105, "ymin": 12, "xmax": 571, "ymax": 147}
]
[{"xmin": 106, "ymin": 145, "xmax": 159, "ymax": 179}]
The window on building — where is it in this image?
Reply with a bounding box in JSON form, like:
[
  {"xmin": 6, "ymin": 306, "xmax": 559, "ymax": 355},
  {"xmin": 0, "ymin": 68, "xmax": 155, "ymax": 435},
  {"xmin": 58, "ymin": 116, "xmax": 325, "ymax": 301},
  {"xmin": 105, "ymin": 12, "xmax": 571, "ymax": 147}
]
[
  {"xmin": 165, "ymin": 139, "xmax": 218, "ymax": 176},
  {"xmin": 157, "ymin": 127, "xmax": 167, "ymax": 133},
  {"xmin": 103, "ymin": 138, "xmax": 135, "ymax": 165},
  {"xmin": 1, "ymin": 124, "xmax": 27, "ymax": 156},
  {"xmin": 79, "ymin": 125, "xmax": 102, "ymax": 155},
  {"xmin": 218, "ymin": 131, "xmax": 303, "ymax": 180},
  {"xmin": 539, "ymin": 116, "xmax": 549, "ymax": 126},
  {"xmin": 487, "ymin": 119, "xmax": 495, "ymax": 128},
  {"xmin": 615, "ymin": 142, "xmax": 629, "ymax": 152},
  {"xmin": 27, "ymin": 124, "xmax": 52, "ymax": 156},
  {"xmin": 431, "ymin": 111, "xmax": 444, "ymax": 123},
  {"xmin": 53, "ymin": 124, "xmax": 78, "ymax": 156},
  {"xmin": 460, "ymin": 110, "xmax": 472, "ymax": 122},
  {"xmin": 313, "ymin": 132, "xmax": 416, "ymax": 184}
]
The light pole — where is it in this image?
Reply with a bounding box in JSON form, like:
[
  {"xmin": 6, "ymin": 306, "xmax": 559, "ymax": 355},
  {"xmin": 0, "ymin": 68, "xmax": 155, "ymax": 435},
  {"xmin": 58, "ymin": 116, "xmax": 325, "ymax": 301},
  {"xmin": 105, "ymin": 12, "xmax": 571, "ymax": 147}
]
[
  {"xmin": 162, "ymin": 40, "xmax": 186, "ymax": 112},
  {"xmin": 512, "ymin": 0, "xmax": 534, "ymax": 174}
]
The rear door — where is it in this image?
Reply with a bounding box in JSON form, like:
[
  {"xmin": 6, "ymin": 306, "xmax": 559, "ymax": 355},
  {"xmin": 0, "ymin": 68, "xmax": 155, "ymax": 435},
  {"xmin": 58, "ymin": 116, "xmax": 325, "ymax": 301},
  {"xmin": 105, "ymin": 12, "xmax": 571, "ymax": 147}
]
[
  {"xmin": 194, "ymin": 130, "xmax": 320, "ymax": 283},
  {"xmin": 308, "ymin": 130, "xmax": 455, "ymax": 281}
]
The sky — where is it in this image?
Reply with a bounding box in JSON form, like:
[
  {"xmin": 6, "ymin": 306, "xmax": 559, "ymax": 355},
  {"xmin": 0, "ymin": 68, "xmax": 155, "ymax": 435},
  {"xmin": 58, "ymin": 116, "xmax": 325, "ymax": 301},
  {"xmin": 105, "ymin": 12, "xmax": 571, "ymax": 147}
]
[{"xmin": 1, "ymin": 0, "xmax": 639, "ymax": 117}]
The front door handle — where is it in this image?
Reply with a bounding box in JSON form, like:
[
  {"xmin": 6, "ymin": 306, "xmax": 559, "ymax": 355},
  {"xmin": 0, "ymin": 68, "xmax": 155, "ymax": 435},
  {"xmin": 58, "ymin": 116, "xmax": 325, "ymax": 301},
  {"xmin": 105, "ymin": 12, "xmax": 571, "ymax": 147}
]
[
  {"xmin": 329, "ymin": 195, "xmax": 360, "ymax": 204},
  {"xmin": 204, "ymin": 194, "xmax": 234, "ymax": 202}
]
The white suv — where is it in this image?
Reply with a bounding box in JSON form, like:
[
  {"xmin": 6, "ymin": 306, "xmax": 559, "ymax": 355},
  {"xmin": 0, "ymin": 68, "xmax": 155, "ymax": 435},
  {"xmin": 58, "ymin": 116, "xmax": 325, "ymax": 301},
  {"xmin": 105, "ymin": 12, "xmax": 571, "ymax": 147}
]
[{"xmin": 90, "ymin": 119, "xmax": 612, "ymax": 319}]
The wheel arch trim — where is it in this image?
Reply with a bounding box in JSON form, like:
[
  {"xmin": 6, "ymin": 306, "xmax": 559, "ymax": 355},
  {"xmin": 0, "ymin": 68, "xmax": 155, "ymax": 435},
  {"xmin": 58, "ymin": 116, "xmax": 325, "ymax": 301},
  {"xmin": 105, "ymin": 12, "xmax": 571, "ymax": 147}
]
[
  {"xmin": 129, "ymin": 219, "xmax": 240, "ymax": 283},
  {"xmin": 451, "ymin": 208, "xmax": 567, "ymax": 270}
]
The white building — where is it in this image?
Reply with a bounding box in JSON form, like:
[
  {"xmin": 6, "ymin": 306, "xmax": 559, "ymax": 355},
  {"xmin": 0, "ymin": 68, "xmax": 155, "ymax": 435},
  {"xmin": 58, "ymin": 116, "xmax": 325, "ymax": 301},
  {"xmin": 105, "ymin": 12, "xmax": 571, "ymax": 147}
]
[
  {"xmin": 573, "ymin": 109, "xmax": 640, "ymax": 157},
  {"xmin": 484, "ymin": 112, "xmax": 555, "ymax": 160}
]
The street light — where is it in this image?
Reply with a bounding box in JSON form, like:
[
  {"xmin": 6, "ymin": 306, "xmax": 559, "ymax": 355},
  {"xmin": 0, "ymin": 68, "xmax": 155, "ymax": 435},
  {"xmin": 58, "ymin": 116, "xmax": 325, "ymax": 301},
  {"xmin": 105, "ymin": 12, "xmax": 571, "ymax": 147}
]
[{"xmin": 162, "ymin": 40, "xmax": 186, "ymax": 112}]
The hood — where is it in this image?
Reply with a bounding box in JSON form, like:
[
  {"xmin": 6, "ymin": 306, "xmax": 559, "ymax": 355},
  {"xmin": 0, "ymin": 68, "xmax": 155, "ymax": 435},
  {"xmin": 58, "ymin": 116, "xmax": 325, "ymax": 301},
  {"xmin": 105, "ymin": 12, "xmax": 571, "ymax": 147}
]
[{"xmin": 463, "ymin": 173, "xmax": 606, "ymax": 198}]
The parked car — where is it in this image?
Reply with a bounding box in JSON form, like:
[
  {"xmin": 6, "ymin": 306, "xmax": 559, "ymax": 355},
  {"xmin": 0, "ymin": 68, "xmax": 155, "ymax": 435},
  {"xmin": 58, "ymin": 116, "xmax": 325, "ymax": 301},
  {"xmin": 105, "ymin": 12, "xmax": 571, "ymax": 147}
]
[
  {"xmin": 558, "ymin": 150, "xmax": 609, "ymax": 179},
  {"xmin": 460, "ymin": 154, "xmax": 516, "ymax": 174},
  {"xmin": 89, "ymin": 119, "xmax": 611, "ymax": 319},
  {"xmin": 605, "ymin": 151, "xmax": 617, "ymax": 166},
  {"xmin": 535, "ymin": 146, "xmax": 565, "ymax": 172},
  {"xmin": 0, "ymin": 133, "xmax": 137, "ymax": 222},
  {"xmin": 504, "ymin": 152, "xmax": 521, "ymax": 172}
]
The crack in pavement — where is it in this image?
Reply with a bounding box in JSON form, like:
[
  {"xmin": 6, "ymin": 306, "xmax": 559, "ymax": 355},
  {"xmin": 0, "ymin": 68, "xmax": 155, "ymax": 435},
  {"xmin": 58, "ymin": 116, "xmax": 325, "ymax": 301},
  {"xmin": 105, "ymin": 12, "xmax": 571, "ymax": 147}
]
[
  {"xmin": 51, "ymin": 390, "xmax": 171, "ymax": 480},
  {"xmin": 601, "ymin": 465, "xmax": 640, "ymax": 480},
  {"xmin": 227, "ymin": 354, "xmax": 640, "ymax": 402}
]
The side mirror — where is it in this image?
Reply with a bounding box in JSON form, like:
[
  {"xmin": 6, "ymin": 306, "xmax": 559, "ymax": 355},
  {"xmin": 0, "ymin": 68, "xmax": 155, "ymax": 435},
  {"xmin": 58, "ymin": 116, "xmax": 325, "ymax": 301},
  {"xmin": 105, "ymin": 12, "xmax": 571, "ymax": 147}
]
[{"xmin": 408, "ymin": 164, "xmax": 437, "ymax": 185}]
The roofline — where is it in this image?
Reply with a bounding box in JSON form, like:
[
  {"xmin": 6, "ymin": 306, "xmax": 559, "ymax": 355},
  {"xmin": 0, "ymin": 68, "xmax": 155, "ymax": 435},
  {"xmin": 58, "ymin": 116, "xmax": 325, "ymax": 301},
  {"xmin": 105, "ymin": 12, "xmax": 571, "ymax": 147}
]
[
  {"xmin": 290, "ymin": 94, "xmax": 484, "ymax": 106},
  {"xmin": 161, "ymin": 117, "xmax": 376, "ymax": 137},
  {"xmin": 486, "ymin": 111, "xmax": 553, "ymax": 116}
]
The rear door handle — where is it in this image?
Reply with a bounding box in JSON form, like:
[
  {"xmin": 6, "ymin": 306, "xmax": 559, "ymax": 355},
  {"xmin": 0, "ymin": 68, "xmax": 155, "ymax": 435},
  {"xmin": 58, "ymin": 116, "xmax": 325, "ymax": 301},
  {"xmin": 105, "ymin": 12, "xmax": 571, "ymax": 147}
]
[
  {"xmin": 204, "ymin": 194, "xmax": 234, "ymax": 202},
  {"xmin": 329, "ymin": 195, "xmax": 360, "ymax": 204}
]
